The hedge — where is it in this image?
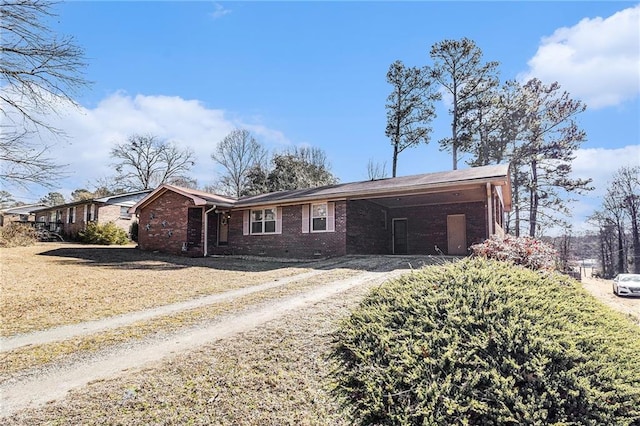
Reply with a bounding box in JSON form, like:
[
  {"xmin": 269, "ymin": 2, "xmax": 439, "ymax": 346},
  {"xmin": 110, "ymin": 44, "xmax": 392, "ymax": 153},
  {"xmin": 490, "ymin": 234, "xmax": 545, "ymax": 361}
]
[
  {"xmin": 78, "ymin": 221, "xmax": 129, "ymax": 245},
  {"xmin": 332, "ymin": 258, "xmax": 640, "ymax": 425}
]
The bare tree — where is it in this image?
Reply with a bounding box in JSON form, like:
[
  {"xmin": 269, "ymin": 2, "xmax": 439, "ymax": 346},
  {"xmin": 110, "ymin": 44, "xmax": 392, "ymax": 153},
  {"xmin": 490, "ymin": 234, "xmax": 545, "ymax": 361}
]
[
  {"xmin": 1, "ymin": 0, "xmax": 88, "ymax": 189},
  {"xmin": 609, "ymin": 166, "xmax": 640, "ymax": 273},
  {"xmin": 212, "ymin": 129, "xmax": 268, "ymax": 197},
  {"xmin": 385, "ymin": 60, "xmax": 439, "ymax": 177},
  {"xmin": 366, "ymin": 159, "xmax": 388, "ymax": 180},
  {"xmin": 111, "ymin": 134, "xmax": 195, "ymax": 191}
]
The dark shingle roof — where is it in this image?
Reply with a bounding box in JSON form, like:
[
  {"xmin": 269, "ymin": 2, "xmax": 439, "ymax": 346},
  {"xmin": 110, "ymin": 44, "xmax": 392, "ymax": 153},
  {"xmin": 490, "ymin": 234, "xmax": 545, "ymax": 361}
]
[{"xmin": 234, "ymin": 164, "xmax": 510, "ymax": 207}]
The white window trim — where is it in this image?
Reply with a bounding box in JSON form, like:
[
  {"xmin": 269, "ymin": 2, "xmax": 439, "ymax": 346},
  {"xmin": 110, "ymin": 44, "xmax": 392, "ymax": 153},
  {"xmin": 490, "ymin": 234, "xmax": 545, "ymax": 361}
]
[
  {"xmin": 311, "ymin": 202, "xmax": 328, "ymax": 233},
  {"xmin": 303, "ymin": 201, "xmax": 335, "ymax": 233},
  {"xmin": 248, "ymin": 207, "xmax": 281, "ymax": 235}
]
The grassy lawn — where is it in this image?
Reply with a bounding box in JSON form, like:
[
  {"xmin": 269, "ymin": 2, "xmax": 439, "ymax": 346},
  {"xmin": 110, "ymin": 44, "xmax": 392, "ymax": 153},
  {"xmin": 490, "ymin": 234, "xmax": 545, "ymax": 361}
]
[{"xmin": 1, "ymin": 243, "xmax": 314, "ymax": 336}]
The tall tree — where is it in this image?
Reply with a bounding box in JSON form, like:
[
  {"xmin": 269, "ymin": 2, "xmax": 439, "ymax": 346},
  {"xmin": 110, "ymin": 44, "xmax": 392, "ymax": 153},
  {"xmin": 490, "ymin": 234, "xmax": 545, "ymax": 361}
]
[
  {"xmin": 244, "ymin": 146, "xmax": 339, "ymax": 194},
  {"xmin": 266, "ymin": 147, "xmax": 338, "ymax": 192},
  {"xmin": 211, "ymin": 129, "xmax": 268, "ymax": 197},
  {"xmin": 515, "ymin": 79, "xmax": 592, "ymax": 237},
  {"xmin": 609, "ymin": 165, "xmax": 640, "ymax": 273},
  {"xmin": 468, "ymin": 80, "xmax": 522, "ymax": 167},
  {"xmin": 385, "ymin": 60, "xmax": 439, "ymax": 177},
  {"xmin": 70, "ymin": 188, "xmax": 94, "ymax": 202},
  {"xmin": 39, "ymin": 191, "xmax": 65, "ymax": 206},
  {"xmin": 0, "ymin": 0, "xmax": 88, "ymax": 189},
  {"xmin": 110, "ymin": 134, "xmax": 195, "ymax": 191},
  {"xmin": 429, "ymin": 38, "xmax": 499, "ymax": 170}
]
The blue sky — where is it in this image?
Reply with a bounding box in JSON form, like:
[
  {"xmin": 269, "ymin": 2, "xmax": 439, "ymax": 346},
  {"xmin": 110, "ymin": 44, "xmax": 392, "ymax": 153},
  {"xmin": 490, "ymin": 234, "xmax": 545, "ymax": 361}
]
[{"xmin": 10, "ymin": 1, "xmax": 640, "ymax": 233}]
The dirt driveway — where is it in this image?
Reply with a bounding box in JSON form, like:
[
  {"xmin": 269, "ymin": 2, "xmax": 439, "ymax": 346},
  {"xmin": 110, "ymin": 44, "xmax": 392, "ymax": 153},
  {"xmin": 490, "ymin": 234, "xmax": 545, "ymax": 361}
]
[
  {"xmin": 1, "ymin": 248, "xmax": 444, "ymax": 419},
  {"xmin": 580, "ymin": 275, "xmax": 640, "ymax": 324}
]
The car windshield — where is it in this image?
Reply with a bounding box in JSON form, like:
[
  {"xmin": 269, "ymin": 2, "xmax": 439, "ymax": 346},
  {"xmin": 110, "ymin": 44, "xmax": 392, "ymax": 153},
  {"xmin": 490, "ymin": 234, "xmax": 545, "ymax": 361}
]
[{"xmin": 619, "ymin": 275, "xmax": 640, "ymax": 283}]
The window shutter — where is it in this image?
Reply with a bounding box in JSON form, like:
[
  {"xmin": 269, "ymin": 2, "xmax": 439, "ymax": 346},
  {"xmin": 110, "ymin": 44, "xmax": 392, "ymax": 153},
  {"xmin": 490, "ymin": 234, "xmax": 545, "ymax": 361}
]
[
  {"xmin": 243, "ymin": 210, "xmax": 249, "ymax": 235},
  {"xmin": 276, "ymin": 207, "xmax": 282, "ymax": 234},
  {"xmin": 301, "ymin": 204, "xmax": 310, "ymax": 233},
  {"xmin": 327, "ymin": 202, "xmax": 335, "ymax": 232}
]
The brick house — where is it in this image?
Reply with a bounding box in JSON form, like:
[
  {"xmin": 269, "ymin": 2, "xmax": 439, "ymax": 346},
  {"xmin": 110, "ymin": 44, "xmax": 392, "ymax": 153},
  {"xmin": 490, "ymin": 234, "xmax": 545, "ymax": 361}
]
[
  {"xmin": 0, "ymin": 203, "xmax": 47, "ymax": 227},
  {"xmin": 130, "ymin": 164, "xmax": 512, "ymax": 258},
  {"xmin": 31, "ymin": 190, "xmax": 151, "ymax": 239}
]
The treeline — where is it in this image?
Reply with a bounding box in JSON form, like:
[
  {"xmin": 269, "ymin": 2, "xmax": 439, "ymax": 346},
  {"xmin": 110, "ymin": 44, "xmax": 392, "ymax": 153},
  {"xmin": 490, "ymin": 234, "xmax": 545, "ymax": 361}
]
[{"xmin": 385, "ymin": 37, "xmax": 592, "ymax": 238}]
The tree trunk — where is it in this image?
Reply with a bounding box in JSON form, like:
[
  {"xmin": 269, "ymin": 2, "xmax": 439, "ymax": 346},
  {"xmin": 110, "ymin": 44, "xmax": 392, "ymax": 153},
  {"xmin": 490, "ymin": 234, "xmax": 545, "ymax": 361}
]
[
  {"xmin": 392, "ymin": 144, "xmax": 398, "ymax": 178},
  {"xmin": 529, "ymin": 159, "xmax": 538, "ymax": 237},
  {"xmin": 616, "ymin": 221, "xmax": 625, "ymax": 274}
]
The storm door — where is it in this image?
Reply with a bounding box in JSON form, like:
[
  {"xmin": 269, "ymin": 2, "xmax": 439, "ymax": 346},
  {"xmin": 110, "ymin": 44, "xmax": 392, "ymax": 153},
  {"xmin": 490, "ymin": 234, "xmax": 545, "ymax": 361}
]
[
  {"xmin": 392, "ymin": 218, "xmax": 408, "ymax": 254},
  {"xmin": 187, "ymin": 208, "xmax": 203, "ymax": 248}
]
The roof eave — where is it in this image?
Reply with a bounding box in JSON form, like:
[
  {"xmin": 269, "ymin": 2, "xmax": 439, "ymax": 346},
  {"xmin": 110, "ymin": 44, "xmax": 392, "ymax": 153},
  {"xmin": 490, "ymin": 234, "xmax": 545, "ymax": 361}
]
[{"xmin": 232, "ymin": 174, "xmax": 510, "ymax": 209}]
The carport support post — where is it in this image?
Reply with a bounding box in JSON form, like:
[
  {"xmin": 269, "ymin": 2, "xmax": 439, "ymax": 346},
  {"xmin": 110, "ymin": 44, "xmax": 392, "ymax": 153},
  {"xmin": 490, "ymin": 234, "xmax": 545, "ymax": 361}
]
[{"xmin": 486, "ymin": 183, "xmax": 494, "ymax": 237}]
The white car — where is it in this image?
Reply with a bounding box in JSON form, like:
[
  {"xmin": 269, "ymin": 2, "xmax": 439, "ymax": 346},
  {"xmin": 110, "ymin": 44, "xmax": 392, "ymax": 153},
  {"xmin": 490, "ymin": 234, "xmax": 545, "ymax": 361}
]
[{"xmin": 612, "ymin": 274, "xmax": 640, "ymax": 297}]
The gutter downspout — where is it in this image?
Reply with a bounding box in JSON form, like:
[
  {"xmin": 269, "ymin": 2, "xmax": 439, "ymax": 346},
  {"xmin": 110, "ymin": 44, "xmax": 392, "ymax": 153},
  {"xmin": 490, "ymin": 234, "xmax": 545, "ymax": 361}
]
[
  {"xmin": 486, "ymin": 183, "xmax": 494, "ymax": 237},
  {"xmin": 204, "ymin": 205, "xmax": 217, "ymax": 257}
]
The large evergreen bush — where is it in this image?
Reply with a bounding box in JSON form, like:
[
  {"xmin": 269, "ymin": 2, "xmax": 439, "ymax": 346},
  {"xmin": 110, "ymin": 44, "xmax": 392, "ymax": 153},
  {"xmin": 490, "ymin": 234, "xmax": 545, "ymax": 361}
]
[
  {"xmin": 332, "ymin": 258, "xmax": 640, "ymax": 425},
  {"xmin": 78, "ymin": 221, "xmax": 129, "ymax": 245}
]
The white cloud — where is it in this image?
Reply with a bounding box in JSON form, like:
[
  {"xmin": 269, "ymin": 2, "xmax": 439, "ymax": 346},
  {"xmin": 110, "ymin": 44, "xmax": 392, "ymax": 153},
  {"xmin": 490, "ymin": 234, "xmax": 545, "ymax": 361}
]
[
  {"xmin": 7, "ymin": 92, "xmax": 290, "ymax": 202},
  {"xmin": 521, "ymin": 4, "xmax": 640, "ymax": 109},
  {"xmin": 572, "ymin": 145, "xmax": 640, "ymax": 196},
  {"xmin": 211, "ymin": 3, "xmax": 231, "ymax": 20},
  {"xmin": 559, "ymin": 144, "xmax": 640, "ymax": 234}
]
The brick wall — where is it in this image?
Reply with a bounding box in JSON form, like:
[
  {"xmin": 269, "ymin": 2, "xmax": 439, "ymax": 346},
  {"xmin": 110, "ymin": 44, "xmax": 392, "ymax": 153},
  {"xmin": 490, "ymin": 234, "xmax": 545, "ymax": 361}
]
[
  {"xmin": 210, "ymin": 201, "xmax": 347, "ymax": 258},
  {"xmin": 345, "ymin": 199, "xmax": 390, "ymax": 254},
  {"xmin": 137, "ymin": 191, "xmax": 204, "ymax": 256},
  {"xmin": 388, "ymin": 201, "xmax": 487, "ymax": 255},
  {"xmin": 96, "ymin": 204, "xmax": 134, "ymax": 235}
]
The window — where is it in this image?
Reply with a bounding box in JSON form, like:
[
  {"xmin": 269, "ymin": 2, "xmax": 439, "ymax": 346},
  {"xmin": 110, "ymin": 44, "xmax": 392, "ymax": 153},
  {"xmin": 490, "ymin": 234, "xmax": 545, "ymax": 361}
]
[
  {"xmin": 120, "ymin": 206, "xmax": 131, "ymax": 219},
  {"xmin": 251, "ymin": 208, "xmax": 276, "ymax": 234},
  {"xmin": 86, "ymin": 204, "xmax": 94, "ymax": 222},
  {"xmin": 311, "ymin": 203, "xmax": 327, "ymax": 231},
  {"xmin": 67, "ymin": 207, "xmax": 75, "ymax": 224},
  {"xmin": 56, "ymin": 210, "xmax": 62, "ymax": 223},
  {"xmin": 302, "ymin": 202, "xmax": 335, "ymax": 234}
]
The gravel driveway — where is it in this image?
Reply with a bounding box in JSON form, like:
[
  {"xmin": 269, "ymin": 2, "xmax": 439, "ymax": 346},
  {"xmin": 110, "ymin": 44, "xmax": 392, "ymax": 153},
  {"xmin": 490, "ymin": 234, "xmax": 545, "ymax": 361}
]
[{"xmin": 580, "ymin": 275, "xmax": 640, "ymax": 324}]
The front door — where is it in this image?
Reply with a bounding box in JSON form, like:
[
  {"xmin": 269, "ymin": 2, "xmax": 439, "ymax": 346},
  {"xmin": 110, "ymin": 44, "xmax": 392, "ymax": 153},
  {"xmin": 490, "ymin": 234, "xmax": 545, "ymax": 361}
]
[
  {"xmin": 218, "ymin": 212, "xmax": 229, "ymax": 244},
  {"xmin": 393, "ymin": 218, "xmax": 408, "ymax": 254},
  {"xmin": 447, "ymin": 214, "xmax": 467, "ymax": 255},
  {"xmin": 187, "ymin": 208, "xmax": 203, "ymax": 248}
]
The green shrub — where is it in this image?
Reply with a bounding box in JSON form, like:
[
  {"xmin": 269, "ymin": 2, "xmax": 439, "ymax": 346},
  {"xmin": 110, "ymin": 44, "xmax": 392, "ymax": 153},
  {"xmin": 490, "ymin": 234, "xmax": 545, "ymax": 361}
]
[
  {"xmin": 0, "ymin": 223, "xmax": 38, "ymax": 247},
  {"xmin": 78, "ymin": 221, "xmax": 129, "ymax": 245},
  {"xmin": 332, "ymin": 258, "xmax": 640, "ymax": 425},
  {"xmin": 470, "ymin": 234, "xmax": 558, "ymax": 270},
  {"xmin": 129, "ymin": 220, "xmax": 139, "ymax": 242}
]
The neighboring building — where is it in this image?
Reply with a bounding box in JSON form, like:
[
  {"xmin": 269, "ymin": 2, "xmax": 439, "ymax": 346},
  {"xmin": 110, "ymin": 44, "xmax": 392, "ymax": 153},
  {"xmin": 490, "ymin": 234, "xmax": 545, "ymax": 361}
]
[
  {"xmin": 130, "ymin": 164, "xmax": 512, "ymax": 258},
  {"xmin": 31, "ymin": 190, "xmax": 152, "ymax": 239},
  {"xmin": 0, "ymin": 204, "xmax": 47, "ymax": 227}
]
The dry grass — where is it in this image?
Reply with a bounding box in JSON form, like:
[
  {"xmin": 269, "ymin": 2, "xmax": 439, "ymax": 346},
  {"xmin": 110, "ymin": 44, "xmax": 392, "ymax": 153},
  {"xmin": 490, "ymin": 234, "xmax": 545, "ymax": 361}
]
[
  {"xmin": 3, "ymin": 274, "xmax": 375, "ymax": 425},
  {"xmin": 1, "ymin": 243, "xmax": 314, "ymax": 336},
  {"xmin": 0, "ymin": 244, "xmax": 440, "ymax": 424},
  {"xmin": 1, "ymin": 268, "xmax": 360, "ymax": 378}
]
